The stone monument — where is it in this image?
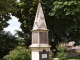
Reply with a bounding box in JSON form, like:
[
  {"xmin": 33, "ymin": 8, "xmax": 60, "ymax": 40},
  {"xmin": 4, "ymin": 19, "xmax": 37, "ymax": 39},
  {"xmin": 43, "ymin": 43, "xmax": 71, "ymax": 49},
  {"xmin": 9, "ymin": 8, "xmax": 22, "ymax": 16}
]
[{"xmin": 29, "ymin": 3, "xmax": 51, "ymax": 60}]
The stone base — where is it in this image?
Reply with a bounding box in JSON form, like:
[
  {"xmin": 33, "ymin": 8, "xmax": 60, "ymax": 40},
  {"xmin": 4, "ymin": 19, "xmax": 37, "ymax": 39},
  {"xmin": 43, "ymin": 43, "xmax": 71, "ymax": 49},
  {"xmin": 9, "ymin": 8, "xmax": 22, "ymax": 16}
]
[{"xmin": 29, "ymin": 44, "xmax": 50, "ymax": 60}]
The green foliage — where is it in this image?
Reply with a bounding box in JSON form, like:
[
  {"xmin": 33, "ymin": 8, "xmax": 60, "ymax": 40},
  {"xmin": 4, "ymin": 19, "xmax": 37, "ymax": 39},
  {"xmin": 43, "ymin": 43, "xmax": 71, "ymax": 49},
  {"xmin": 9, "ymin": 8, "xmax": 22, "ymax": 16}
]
[
  {"xmin": 67, "ymin": 56, "xmax": 80, "ymax": 60},
  {"xmin": 49, "ymin": 51, "xmax": 53, "ymax": 60},
  {"xmin": 0, "ymin": 0, "xmax": 17, "ymax": 58},
  {"xmin": 0, "ymin": 0, "xmax": 17, "ymax": 31},
  {"xmin": 15, "ymin": 30, "xmax": 31, "ymax": 47},
  {"xmin": 0, "ymin": 31, "xmax": 18, "ymax": 58},
  {"xmin": 0, "ymin": 0, "xmax": 17, "ymax": 14},
  {"xmin": 56, "ymin": 44, "xmax": 68, "ymax": 60},
  {"xmin": 0, "ymin": 0, "xmax": 18, "ymax": 58},
  {"xmin": 50, "ymin": 1, "xmax": 80, "ymax": 16},
  {"xmin": 49, "ymin": 0, "xmax": 80, "ymax": 46},
  {"xmin": 3, "ymin": 46, "xmax": 31, "ymax": 60},
  {"xmin": 16, "ymin": 38, "xmax": 26, "ymax": 46}
]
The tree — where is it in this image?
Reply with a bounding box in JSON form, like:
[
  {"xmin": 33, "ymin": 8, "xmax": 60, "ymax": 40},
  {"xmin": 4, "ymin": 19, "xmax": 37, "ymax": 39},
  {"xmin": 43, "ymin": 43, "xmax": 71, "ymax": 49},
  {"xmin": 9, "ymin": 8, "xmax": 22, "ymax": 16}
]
[
  {"xmin": 56, "ymin": 44, "xmax": 67, "ymax": 60},
  {"xmin": 49, "ymin": 0, "xmax": 80, "ymax": 46},
  {"xmin": 0, "ymin": 0, "xmax": 17, "ymax": 31},
  {"xmin": 3, "ymin": 46, "xmax": 31, "ymax": 60},
  {"xmin": 0, "ymin": 31, "xmax": 18, "ymax": 58},
  {"xmin": 16, "ymin": 0, "xmax": 80, "ymax": 49},
  {"xmin": 0, "ymin": 0, "xmax": 18, "ymax": 58},
  {"xmin": 15, "ymin": 30, "xmax": 31, "ymax": 47}
]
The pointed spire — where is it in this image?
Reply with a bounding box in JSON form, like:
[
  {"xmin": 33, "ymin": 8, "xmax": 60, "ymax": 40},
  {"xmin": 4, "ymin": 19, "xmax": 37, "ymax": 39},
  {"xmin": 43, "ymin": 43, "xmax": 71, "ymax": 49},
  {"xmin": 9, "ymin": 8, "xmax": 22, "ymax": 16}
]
[{"xmin": 32, "ymin": 3, "xmax": 48, "ymax": 31}]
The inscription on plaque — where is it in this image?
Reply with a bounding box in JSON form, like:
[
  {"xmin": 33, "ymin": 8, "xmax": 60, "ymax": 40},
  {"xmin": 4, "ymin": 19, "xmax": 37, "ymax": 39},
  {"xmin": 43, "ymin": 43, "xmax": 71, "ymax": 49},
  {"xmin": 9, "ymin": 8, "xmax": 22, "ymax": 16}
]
[
  {"xmin": 42, "ymin": 54, "xmax": 47, "ymax": 58},
  {"xmin": 40, "ymin": 32, "xmax": 48, "ymax": 44}
]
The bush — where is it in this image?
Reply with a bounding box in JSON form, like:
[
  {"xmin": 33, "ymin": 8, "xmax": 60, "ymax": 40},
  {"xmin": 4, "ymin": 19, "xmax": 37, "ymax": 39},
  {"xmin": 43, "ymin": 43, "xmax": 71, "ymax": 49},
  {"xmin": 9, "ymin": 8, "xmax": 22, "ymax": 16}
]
[
  {"xmin": 3, "ymin": 46, "xmax": 31, "ymax": 60},
  {"xmin": 56, "ymin": 44, "xmax": 68, "ymax": 60},
  {"xmin": 49, "ymin": 51, "xmax": 53, "ymax": 60}
]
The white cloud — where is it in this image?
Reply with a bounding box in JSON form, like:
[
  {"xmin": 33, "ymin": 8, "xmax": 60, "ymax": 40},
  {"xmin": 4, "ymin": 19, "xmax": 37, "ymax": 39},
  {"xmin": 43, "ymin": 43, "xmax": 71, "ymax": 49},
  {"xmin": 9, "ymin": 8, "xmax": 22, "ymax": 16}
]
[
  {"xmin": 4, "ymin": 27, "xmax": 21, "ymax": 35},
  {"xmin": 10, "ymin": 16, "xmax": 19, "ymax": 22},
  {"xmin": 4, "ymin": 16, "xmax": 21, "ymax": 35},
  {"xmin": 17, "ymin": 0, "xmax": 20, "ymax": 2}
]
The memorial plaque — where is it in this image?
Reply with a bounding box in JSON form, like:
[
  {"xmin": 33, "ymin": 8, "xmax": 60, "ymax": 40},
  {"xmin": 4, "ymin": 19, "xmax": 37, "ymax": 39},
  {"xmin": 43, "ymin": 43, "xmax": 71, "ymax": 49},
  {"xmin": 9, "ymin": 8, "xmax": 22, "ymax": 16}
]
[
  {"xmin": 39, "ymin": 50, "xmax": 49, "ymax": 60},
  {"xmin": 32, "ymin": 32, "xmax": 38, "ymax": 44},
  {"xmin": 42, "ymin": 54, "xmax": 47, "ymax": 58},
  {"xmin": 40, "ymin": 32, "xmax": 48, "ymax": 44}
]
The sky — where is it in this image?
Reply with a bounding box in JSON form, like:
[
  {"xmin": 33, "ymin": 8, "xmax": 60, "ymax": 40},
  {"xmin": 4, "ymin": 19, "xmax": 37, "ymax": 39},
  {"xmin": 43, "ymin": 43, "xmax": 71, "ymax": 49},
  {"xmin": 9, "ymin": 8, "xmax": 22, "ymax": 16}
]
[
  {"xmin": 17, "ymin": 0, "xmax": 20, "ymax": 2},
  {"xmin": 4, "ymin": 16, "xmax": 22, "ymax": 35}
]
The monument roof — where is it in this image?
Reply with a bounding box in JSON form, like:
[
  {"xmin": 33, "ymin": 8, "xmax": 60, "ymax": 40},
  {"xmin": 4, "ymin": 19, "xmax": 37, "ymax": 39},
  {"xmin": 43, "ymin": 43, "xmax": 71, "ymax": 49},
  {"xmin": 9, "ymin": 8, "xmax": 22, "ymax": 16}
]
[{"xmin": 32, "ymin": 3, "xmax": 48, "ymax": 31}]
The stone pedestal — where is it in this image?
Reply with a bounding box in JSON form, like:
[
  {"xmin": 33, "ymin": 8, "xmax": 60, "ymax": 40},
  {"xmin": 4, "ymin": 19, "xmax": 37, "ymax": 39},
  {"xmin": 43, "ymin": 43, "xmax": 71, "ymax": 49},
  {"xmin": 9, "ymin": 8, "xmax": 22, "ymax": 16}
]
[{"xmin": 30, "ymin": 44, "xmax": 50, "ymax": 60}]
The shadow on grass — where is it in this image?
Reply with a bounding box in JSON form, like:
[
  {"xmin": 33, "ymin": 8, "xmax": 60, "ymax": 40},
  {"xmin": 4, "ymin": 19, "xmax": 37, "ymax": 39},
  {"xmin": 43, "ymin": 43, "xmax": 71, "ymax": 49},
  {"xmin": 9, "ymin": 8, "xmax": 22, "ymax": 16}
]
[
  {"xmin": 67, "ymin": 56, "xmax": 80, "ymax": 60},
  {"xmin": 52, "ymin": 56, "xmax": 80, "ymax": 60}
]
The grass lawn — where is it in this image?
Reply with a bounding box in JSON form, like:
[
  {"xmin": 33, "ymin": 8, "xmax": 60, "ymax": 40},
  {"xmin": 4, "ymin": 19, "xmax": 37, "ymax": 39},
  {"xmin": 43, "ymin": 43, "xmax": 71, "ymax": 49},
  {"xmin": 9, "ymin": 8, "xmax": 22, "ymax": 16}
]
[
  {"xmin": 67, "ymin": 56, "xmax": 80, "ymax": 60},
  {"xmin": 53, "ymin": 56, "xmax": 80, "ymax": 60}
]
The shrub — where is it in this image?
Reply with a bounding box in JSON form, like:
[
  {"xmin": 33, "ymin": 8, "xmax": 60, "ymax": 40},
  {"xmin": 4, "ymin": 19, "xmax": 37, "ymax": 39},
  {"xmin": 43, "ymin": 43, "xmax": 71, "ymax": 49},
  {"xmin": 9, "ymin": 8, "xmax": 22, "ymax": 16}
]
[
  {"xmin": 49, "ymin": 51, "xmax": 53, "ymax": 60},
  {"xmin": 3, "ymin": 46, "xmax": 31, "ymax": 60},
  {"xmin": 56, "ymin": 44, "xmax": 68, "ymax": 60}
]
